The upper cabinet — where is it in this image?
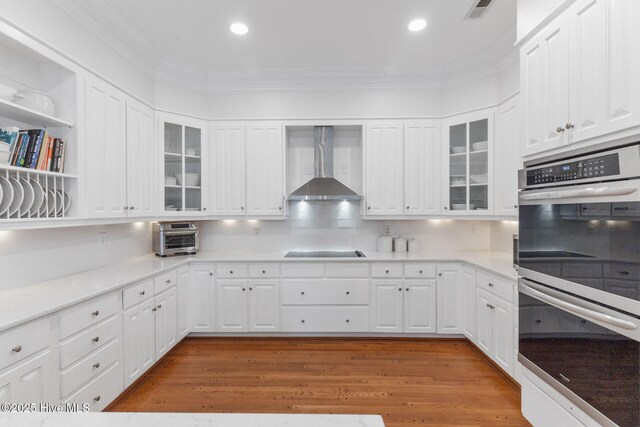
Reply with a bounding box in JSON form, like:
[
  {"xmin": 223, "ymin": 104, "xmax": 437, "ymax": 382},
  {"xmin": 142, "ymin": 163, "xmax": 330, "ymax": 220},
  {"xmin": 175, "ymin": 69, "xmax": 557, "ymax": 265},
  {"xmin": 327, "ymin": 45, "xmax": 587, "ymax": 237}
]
[
  {"xmin": 494, "ymin": 96, "xmax": 521, "ymax": 217},
  {"xmin": 125, "ymin": 98, "xmax": 155, "ymax": 218},
  {"xmin": 442, "ymin": 110, "xmax": 494, "ymax": 215},
  {"xmin": 209, "ymin": 123, "xmax": 246, "ymax": 215},
  {"xmin": 245, "ymin": 123, "xmax": 284, "ymax": 216},
  {"xmin": 404, "ymin": 121, "xmax": 440, "ymax": 216},
  {"xmin": 521, "ymin": 0, "xmax": 640, "ymax": 158},
  {"xmin": 365, "ymin": 122, "xmax": 404, "ymax": 216},
  {"xmin": 159, "ymin": 113, "xmax": 207, "ymax": 215}
]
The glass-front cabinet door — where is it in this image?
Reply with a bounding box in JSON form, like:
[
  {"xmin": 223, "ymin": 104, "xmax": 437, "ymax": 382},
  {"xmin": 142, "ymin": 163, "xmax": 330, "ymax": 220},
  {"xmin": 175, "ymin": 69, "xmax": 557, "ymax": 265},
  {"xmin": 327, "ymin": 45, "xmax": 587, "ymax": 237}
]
[
  {"xmin": 159, "ymin": 113, "xmax": 206, "ymax": 215},
  {"xmin": 443, "ymin": 110, "xmax": 494, "ymax": 215}
]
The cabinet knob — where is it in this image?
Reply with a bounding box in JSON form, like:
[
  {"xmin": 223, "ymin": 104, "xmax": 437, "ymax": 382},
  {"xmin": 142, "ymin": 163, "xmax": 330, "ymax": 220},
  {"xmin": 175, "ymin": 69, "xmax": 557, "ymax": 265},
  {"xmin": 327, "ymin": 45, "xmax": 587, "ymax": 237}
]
[
  {"xmin": 301, "ymin": 319, "xmax": 305, "ymax": 323},
  {"xmin": 398, "ymin": 288, "xmax": 402, "ymax": 291},
  {"xmin": 367, "ymin": 206, "xmax": 371, "ymax": 210},
  {"xmin": 278, "ymin": 206, "xmax": 282, "ymax": 210},
  {"xmin": 157, "ymin": 304, "xmax": 162, "ymax": 309},
  {"xmin": 438, "ymin": 273, "xmax": 442, "ymax": 277},
  {"xmin": 94, "ymin": 395, "xmax": 101, "ymax": 402},
  {"xmin": 152, "ymin": 307, "xmax": 157, "ymax": 312},
  {"xmin": 230, "ymin": 270, "xmax": 234, "ymax": 274},
  {"xmin": 444, "ymin": 206, "xmax": 448, "ymax": 210},
  {"xmin": 346, "ymin": 319, "xmax": 350, "ymax": 323},
  {"xmin": 556, "ymin": 126, "xmax": 565, "ymax": 133},
  {"xmin": 565, "ymin": 123, "xmax": 575, "ymax": 129},
  {"xmin": 12, "ymin": 345, "xmax": 22, "ymax": 353},
  {"xmin": 92, "ymin": 310, "xmax": 100, "ymax": 317},
  {"xmin": 346, "ymin": 291, "xmax": 350, "ymax": 295},
  {"xmin": 166, "ymin": 279, "xmax": 171, "ymax": 284},
  {"xmin": 209, "ymin": 272, "xmax": 213, "ymax": 276},
  {"xmin": 301, "ymin": 291, "xmax": 305, "ymax": 295},
  {"xmin": 130, "ymin": 206, "xmax": 135, "ymax": 210},
  {"xmin": 203, "ymin": 207, "xmax": 207, "ymax": 211},
  {"xmin": 514, "ymin": 204, "xmax": 519, "ymax": 208},
  {"xmin": 93, "ymin": 362, "xmax": 101, "ymax": 369},
  {"xmin": 419, "ymin": 270, "xmax": 423, "ymax": 274},
  {"xmin": 405, "ymin": 288, "xmax": 409, "ymax": 291},
  {"xmin": 488, "ymin": 283, "xmax": 494, "ymax": 287},
  {"xmin": 249, "ymin": 287, "xmax": 253, "ymax": 291},
  {"xmin": 140, "ymin": 290, "xmax": 145, "ymax": 296},
  {"xmin": 92, "ymin": 336, "xmax": 100, "ymax": 343},
  {"xmin": 406, "ymin": 206, "xmax": 410, "ymax": 210},
  {"xmin": 385, "ymin": 270, "xmax": 389, "ymax": 274},
  {"xmin": 123, "ymin": 206, "xmax": 129, "ymax": 210},
  {"xmin": 262, "ymin": 270, "xmax": 266, "ymax": 274},
  {"xmin": 241, "ymin": 206, "xmax": 245, "ymax": 210},
  {"xmin": 242, "ymin": 288, "xmax": 246, "ymax": 292}
]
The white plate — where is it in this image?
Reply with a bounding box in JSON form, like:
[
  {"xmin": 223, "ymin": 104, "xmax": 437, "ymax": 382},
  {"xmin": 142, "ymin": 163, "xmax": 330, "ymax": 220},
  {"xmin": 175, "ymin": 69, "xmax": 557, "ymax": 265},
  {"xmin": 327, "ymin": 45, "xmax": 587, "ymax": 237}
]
[
  {"xmin": 46, "ymin": 189, "xmax": 57, "ymax": 217},
  {"xmin": 29, "ymin": 179, "xmax": 45, "ymax": 216},
  {"xmin": 0, "ymin": 176, "xmax": 12, "ymax": 216},
  {"xmin": 62, "ymin": 191, "xmax": 71, "ymax": 214},
  {"xmin": 55, "ymin": 190, "xmax": 64, "ymax": 216},
  {"xmin": 19, "ymin": 177, "xmax": 34, "ymax": 217},
  {"xmin": 8, "ymin": 177, "xmax": 23, "ymax": 217},
  {"xmin": 472, "ymin": 141, "xmax": 488, "ymax": 151}
]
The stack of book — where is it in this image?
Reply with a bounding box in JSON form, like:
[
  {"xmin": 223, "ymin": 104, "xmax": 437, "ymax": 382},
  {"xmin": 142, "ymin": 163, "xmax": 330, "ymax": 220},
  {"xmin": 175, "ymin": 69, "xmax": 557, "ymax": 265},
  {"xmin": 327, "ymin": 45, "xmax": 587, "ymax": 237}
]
[{"xmin": 0, "ymin": 127, "xmax": 66, "ymax": 172}]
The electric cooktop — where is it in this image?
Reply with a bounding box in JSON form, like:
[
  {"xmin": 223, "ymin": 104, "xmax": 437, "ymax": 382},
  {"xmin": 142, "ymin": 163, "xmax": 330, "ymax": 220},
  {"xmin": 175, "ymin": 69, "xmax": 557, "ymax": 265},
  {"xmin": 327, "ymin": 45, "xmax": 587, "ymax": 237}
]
[{"xmin": 284, "ymin": 250, "xmax": 366, "ymax": 258}]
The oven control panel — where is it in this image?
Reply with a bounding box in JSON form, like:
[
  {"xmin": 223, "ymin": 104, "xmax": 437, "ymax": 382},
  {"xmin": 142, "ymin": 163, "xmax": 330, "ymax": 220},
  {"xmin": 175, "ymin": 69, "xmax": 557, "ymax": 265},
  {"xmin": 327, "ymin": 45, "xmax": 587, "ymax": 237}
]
[{"xmin": 527, "ymin": 153, "xmax": 620, "ymax": 185}]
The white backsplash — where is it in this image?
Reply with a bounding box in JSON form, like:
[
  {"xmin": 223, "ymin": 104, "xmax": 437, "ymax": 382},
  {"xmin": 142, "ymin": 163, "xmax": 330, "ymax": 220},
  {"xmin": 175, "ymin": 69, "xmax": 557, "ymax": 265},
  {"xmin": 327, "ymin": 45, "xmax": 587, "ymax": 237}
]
[
  {"xmin": 0, "ymin": 222, "xmax": 152, "ymax": 291},
  {"xmin": 490, "ymin": 220, "xmax": 519, "ymax": 253}
]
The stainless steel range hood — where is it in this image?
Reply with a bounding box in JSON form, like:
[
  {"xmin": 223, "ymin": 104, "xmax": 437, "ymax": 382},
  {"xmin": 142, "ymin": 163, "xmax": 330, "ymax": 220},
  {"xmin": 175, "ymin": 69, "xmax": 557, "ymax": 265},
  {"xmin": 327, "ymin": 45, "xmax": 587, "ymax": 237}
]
[{"xmin": 287, "ymin": 126, "xmax": 363, "ymax": 201}]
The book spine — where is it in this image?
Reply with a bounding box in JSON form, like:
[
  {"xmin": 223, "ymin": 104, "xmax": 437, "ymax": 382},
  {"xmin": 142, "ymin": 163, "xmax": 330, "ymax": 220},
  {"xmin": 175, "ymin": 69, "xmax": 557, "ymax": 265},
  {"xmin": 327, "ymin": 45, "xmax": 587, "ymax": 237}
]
[
  {"xmin": 38, "ymin": 134, "xmax": 51, "ymax": 170},
  {"xmin": 57, "ymin": 140, "xmax": 65, "ymax": 173},
  {"xmin": 10, "ymin": 133, "xmax": 25, "ymax": 166},
  {"xmin": 52, "ymin": 139, "xmax": 62, "ymax": 172},
  {"xmin": 17, "ymin": 132, "xmax": 31, "ymax": 167},
  {"xmin": 29, "ymin": 130, "xmax": 44, "ymax": 169},
  {"xmin": 46, "ymin": 138, "xmax": 55, "ymax": 171}
]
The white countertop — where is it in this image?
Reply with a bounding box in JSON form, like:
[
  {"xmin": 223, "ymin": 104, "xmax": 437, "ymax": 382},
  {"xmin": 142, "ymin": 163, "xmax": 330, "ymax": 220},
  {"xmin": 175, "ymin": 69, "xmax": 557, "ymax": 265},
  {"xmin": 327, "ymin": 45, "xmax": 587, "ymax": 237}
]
[
  {"xmin": 0, "ymin": 250, "xmax": 516, "ymax": 333},
  {"xmin": 0, "ymin": 412, "xmax": 385, "ymax": 427}
]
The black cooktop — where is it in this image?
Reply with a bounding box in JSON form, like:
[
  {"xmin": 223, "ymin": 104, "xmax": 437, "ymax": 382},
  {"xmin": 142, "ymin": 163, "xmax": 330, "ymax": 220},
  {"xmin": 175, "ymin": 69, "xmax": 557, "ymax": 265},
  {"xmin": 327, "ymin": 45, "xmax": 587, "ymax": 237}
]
[{"xmin": 284, "ymin": 250, "xmax": 365, "ymax": 258}]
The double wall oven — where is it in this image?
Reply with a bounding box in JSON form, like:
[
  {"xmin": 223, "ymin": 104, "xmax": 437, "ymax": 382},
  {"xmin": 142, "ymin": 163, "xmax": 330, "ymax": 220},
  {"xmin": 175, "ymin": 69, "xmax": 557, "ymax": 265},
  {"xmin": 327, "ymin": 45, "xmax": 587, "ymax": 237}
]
[{"xmin": 518, "ymin": 144, "xmax": 640, "ymax": 427}]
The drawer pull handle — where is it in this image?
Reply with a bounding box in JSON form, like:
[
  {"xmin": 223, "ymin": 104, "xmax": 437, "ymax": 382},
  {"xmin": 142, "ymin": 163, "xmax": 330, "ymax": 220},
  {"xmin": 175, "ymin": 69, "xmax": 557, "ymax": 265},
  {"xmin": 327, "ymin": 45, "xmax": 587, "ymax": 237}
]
[
  {"xmin": 93, "ymin": 362, "xmax": 101, "ymax": 369},
  {"xmin": 140, "ymin": 290, "xmax": 146, "ymax": 296},
  {"xmin": 92, "ymin": 310, "xmax": 100, "ymax": 317},
  {"xmin": 92, "ymin": 336, "xmax": 100, "ymax": 343},
  {"xmin": 94, "ymin": 395, "xmax": 101, "ymax": 402},
  {"xmin": 488, "ymin": 283, "xmax": 494, "ymax": 287},
  {"xmin": 262, "ymin": 270, "xmax": 266, "ymax": 274},
  {"xmin": 12, "ymin": 345, "xmax": 22, "ymax": 353},
  {"xmin": 346, "ymin": 291, "xmax": 350, "ymax": 295}
]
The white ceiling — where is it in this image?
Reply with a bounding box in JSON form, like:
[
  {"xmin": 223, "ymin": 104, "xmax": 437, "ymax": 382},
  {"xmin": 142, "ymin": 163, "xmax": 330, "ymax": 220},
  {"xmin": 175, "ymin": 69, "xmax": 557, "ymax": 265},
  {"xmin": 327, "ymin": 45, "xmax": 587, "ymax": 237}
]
[{"xmin": 53, "ymin": 0, "xmax": 517, "ymax": 91}]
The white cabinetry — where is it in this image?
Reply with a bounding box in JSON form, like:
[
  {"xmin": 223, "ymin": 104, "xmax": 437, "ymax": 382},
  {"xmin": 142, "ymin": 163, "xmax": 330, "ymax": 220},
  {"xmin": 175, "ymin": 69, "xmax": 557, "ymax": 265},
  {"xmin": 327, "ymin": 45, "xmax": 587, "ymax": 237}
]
[
  {"xmin": 370, "ymin": 281, "xmax": 403, "ymax": 332},
  {"xmin": 216, "ymin": 280, "xmax": 249, "ymax": 332},
  {"xmin": 476, "ymin": 289, "xmax": 515, "ymax": 375},
  {"xmin": 461, "ymin": 266, "xmax": 476, "ymax": 342},
  {"xmin": 403, "ymin": 280, "xmax": 437, "ymax": 333},
  {"xmin": 125, "ymin": 98, "xmax": 155, "ymax": 217},
  {"xmin": 436, "ymin": 264, "xmax": 462, "ymax": 334},
  {"xmin": 494, "ymin": 97, "xmax": 520, "ymax": 217},
  {"xmin": 365, "ymin": 122, "xmax": 404, "ymax": 216},
  {"xmin": 177, "ymin": 266, "xmax": 190, "ymax": 338},
  {"xmin": 209, "ymin": 124, "xmax": 246, "ymax": 215},
  {"xmin": 189, "ymin": 264, "xmax": 215, "ymax": 332},
  {"xmin": 84, "ymin": 74, "xmax": 127, "ymax": 218},
  {"xmin": 404, "ymin": 121, "xmax": 440, "ymax": 215},
  {"xmin": 245, "ymin": 123, "xmax": 284, "ymax": 216},
  {"xmin": 154, "ymin": 287, "xmax": 178, "ymax": 359},
  {"xmin": 248, "ymin": 281, "xmax": 280, "ymax": 332},
  {"xmin": 122, "ymin": 298, "xmax": 155, "ymax": 387},
  {"xmin": 521, "ymin": 0, "xmax": 640, "ymax": 158}
]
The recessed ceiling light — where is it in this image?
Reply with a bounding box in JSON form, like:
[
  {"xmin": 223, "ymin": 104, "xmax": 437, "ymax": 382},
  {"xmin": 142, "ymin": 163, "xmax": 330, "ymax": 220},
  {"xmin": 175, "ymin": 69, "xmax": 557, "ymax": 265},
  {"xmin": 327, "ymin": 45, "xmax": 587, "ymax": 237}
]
[
  {"xmin": 230, "ymin": 22, "xmax": 248, "ymax": 35},
  {"xmin": 408, "ymin": 18, "xmax": 427, "ymax": 32}
]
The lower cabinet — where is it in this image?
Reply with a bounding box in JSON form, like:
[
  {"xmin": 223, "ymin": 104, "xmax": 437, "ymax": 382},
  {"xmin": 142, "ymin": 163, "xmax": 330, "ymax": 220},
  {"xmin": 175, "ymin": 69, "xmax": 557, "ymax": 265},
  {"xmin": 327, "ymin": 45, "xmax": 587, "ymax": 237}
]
[
  {"xmin": 436, "ymin": 264, "xmax": 462, "ymax": 334},
  {"xmin": 154, "ymin": 287, "xmax": 178, "ymax": 360},
  {"xmin": 281, "ymin": 307, "xmax": 369, "ymax": 332},
  {"xmin": 217, "ymin": 280, "xmax": 249, "ymax": 332},
  {"xmin": 461, "ymin": 266, "xmax": 477, "ymax": 342},
  {"xmin": 122, "ymin": 298, "xmax": 155, "ymax": 388},
  {"xmin": 0, "ymin": 350, "xmax": 57, "ymax": 404},
  {"xmin": 370, "ymin": 279, "xmax": 436, "ymax": 333},
  {"xmin": 217, "ymin": 279, "xmax": 280, "ymax": 332},
  {"xmin": 190, "ymin": 264, "xmax": 215, "ymax": 332},
  {"xmin": 177, "ymin": 266, "xmax": 190, "ymax": 338},
  {"xmin": 248, "ymin": 281, "xmax": 280, "ymax": 332},
  {"xmin": 476, "ymin": 288, "xmax": 515, "ymax": 376}
]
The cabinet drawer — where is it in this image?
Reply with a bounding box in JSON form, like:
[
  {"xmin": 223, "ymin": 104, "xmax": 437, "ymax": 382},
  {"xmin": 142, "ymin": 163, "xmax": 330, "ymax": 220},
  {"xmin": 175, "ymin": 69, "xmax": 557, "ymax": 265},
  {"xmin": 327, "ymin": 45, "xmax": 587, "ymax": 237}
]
[
  {"xmin": 603, "ymin": 262, "xmax": 640, "ymax": 280},
  {"xmin": 60, "ymin": 339, "xmax": 120, "ymax": 398},
  {"xmin": 562, "ymin": 262, "xmax": 602, "ymax": 279},
  {"xmin": 59, "ymin": 316, "xmax": 120, "ymax": 369},
  {"xmin": 216, "ymin": 264, "xmax": 248, "ymax": 278},
  {"xmin": 325, "ymin": 263, "xmax": 369, "ymax": 278},
  {"xmin": 63, "ymin": 362, "xmax": 123, "ymax": 412},
  {"xmin": 154, "ymin": 269, "xmax": 177, "ymax": 294},
  {"xmin": 281, "ymin": 263, "xmax": 324, "ymax": 278},
  {"xmin": 404, "ymin": 263, "xmax": 436, "ymax": 278},
  {"xmin": 249, "ymin": 264, "xmax": 280, "ymax": 278},
  {"xmin": 0, "ymin": 319, "xmax": 50, "ymax": 371},
  {"xmin": 122, "ymin": 279, "xmax": 154, "ymax": 310},
  {"xmin": 281, "ymin": 280, "xmax": 369, "ymax": 305},
  {"xmin": 372, "ymin": 263, "xmax": 403, "ymax": 278},
  {"xmin": 476, "ymin": 271, "xmax": 515, "ymax": 303},
  {"xmin": 281, "ymin": 307, "xmax": 369, "ymax": 332},
  {"xmin": 59, "ymin": 293, "xmax": 118, "ymax": 339}
]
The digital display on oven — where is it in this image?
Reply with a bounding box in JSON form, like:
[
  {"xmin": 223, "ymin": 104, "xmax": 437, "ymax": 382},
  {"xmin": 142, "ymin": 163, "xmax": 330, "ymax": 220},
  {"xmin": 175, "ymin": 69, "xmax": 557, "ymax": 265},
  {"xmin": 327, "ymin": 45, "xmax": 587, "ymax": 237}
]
[{"xmin": 527, "ymin": 153, "xmax": 620, "ymax": 185}]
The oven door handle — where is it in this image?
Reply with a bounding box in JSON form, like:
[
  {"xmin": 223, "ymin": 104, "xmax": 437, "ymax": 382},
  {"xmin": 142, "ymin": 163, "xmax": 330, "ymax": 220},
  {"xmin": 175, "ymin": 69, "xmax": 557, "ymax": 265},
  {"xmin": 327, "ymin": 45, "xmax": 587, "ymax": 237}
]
[
  {"xmin": 520, "ymin": 186, "xmax": 638, "ymax": 201},
  {"xmin": 519, "ymin": 280, "xmax": 638, "ymax": 331},
  {"xmin": 162, "ymin": 230, "xmax": 196, "ymax": 236}
]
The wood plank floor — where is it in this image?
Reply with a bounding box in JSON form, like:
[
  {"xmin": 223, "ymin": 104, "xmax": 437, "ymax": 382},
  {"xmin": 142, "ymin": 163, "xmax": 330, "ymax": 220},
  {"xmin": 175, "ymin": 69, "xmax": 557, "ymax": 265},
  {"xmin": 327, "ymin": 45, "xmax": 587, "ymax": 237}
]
[{"xmin": 109, "ymin": 338, "xmax": 530, "ymax": 427}]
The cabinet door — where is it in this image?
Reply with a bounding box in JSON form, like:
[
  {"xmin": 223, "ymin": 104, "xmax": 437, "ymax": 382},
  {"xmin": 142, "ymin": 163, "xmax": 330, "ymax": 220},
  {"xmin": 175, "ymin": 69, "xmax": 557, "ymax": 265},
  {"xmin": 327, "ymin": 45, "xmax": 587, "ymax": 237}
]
[
  {"xmin": 84, "ymin": 75, "xmax": 127, "ymax": 218},
  {"xmin": 209, "ymin": 124, "xmax": 246, "ymax": 215},
  {"xmin": 493, "ymin": 297, "xmax": 514, "ymax": 376},
  {"xmin": 0, "ymin": 350, "xmax": 56, "ymax": 404},
  {"xmin": 245, "ymin": 123, "xmax": 284, "ymax": 216},
  {"xmin": 370, "ymin": 281, "xmax": 403, "ymax": 333},
  {"xmin": 248, "ymin": 281, "xmax": 280, "ymax": 332},
  {"xmin": 155, "ymin": 287, "xmax": 178, "ymax": 359},
  {"xmin": 494, "ymin": 97, "xmax": 520, "ymax": 216},
  {"xmin": 461, "ymin": 266, "xmax": 477, "ymax": 342},
  {"xmin": 216, "ymin": 280, "xmax": 248, "ymax": 332},
  {"xmin": 436, "ymin": 264, "xmax": 462, "ymax": 334},
  {"xmin": 176, "ymin": 266, "xmax": 190, "ymax": 338},
  {"xmin": 190, "ymin": 265, "xmax": 215, "ymax": 332},
  {"xmin": 476, "ymin": 289, "xmax": 493, "ymax": 355},
  {"xmin": 365, "ymin": 123, "xmax": 404, "ymax": 216},
  {"xmin": 404, "ymin": 280, "xmax": 436, "ymax": 333},
  {"xmin": 521, "ymin": 14, "xmax": 570, "ymax": 157},
  {"xmin": 404, "ymin": 121, "xmax": 440, "ymax": 215},
  {"xmin": 122, "ymin": 299, "xmax": 155, "ymax": 387},
  {"xmin": 125, "ymin": 98, "xmax": 155, "ymax": 217}
]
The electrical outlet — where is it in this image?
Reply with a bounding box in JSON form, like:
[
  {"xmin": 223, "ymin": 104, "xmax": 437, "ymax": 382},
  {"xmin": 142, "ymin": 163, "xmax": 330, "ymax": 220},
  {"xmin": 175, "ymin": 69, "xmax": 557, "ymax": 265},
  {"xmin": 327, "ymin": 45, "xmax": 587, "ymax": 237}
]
[
  {"xmin": 98, "ymin": 232, "xmax": 106, "ymax": 247},
  {"xmin": 253, "ymin": 226, "xmax": 261, "ymax": 235},
  {"xmin": 384, "ymin": 225, "xmax": 391, "ymax": 236}
]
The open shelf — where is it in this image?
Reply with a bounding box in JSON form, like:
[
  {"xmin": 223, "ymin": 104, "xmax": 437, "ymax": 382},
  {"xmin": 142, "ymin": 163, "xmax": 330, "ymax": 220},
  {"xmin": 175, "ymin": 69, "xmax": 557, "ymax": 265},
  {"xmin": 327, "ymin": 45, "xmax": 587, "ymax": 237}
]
[
  {"xmin": 0, "ymin": 98, "xmax": 74, "ymax": 128},
  {"xmin": 0, "ymin": 163, "xmax": 77, "ymax": 179}
]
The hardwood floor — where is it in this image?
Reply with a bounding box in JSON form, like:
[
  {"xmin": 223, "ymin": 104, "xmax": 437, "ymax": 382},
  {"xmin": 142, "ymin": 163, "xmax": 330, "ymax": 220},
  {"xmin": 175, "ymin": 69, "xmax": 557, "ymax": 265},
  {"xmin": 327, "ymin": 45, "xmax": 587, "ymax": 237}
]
[{"xmin": 109, "ymin": 338, "xmax": 530, "ymax": 426}]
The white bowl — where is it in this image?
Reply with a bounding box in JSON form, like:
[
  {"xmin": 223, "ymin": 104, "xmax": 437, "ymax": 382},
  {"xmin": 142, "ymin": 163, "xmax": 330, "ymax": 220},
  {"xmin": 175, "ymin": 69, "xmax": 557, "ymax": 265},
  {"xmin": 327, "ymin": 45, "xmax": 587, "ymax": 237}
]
[
  {"xmin": 451, "ymin": 146, "xmax": 466, "ymax": 154},
  {"xmin": 13, "ymin": 90, "xmax": 56, "ymax": 116},
  {"xmin": 165, "ymin": 176, "xmax": 177, "ymax": 186},
  {"xmin": 185, "ymin": 148, "xmax": 197, "ymax": 156},
  {"xmin": 472, "ymin": 141, "xmax": 488, "ymax": 151},
  {"xmin": 451, "ymin": 204, "xmax": 466, "ymax": 210},
  {"xmin": 176, "ymin": 173, "xmax": 200, "ymax": 187}
]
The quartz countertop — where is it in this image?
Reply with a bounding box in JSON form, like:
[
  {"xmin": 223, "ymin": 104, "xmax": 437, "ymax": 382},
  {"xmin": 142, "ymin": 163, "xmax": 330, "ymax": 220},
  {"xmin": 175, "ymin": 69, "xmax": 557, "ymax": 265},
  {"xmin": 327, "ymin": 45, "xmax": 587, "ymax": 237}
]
[
  {"xmin": 0, "ymin": 412, "xmax": 385, "ymax": 427},
  {"xmin": 0, "ymin": 250, "xmax": 516, "ymax": 333}
]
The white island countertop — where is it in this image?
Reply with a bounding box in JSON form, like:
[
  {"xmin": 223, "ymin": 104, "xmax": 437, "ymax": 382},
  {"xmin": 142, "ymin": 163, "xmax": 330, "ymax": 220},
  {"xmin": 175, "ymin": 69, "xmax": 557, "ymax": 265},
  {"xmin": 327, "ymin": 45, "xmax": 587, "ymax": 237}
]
[
  {"xmin": 0, "ymin": 250, "xmax": 516, "ymax": 333},
  {"xmin": 0, "ymin": 412, "xmax": 385, "ymax": 427}
]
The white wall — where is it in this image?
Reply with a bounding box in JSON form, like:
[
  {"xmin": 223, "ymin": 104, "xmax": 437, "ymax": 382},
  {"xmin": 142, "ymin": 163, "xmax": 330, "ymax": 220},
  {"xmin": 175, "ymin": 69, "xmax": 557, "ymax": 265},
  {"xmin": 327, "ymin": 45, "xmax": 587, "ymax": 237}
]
[
  {"xmin": 0, "ymin": 222, "xmax": 152, "ymax": 290},
  {"xmin": 0, "ymin": 0, "xmax": 154, "ymax": 104},
  {"xmin": 516, "ymin": 0, "xmax": 573, "ymax": 42}
]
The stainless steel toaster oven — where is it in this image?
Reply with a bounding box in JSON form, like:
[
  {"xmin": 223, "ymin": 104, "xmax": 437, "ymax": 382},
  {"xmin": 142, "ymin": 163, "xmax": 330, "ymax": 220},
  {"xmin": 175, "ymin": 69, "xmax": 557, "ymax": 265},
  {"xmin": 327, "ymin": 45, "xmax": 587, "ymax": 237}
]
[{"xmin": 153, "ymin": 222, "xmax": 199, "ymax": 257}]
